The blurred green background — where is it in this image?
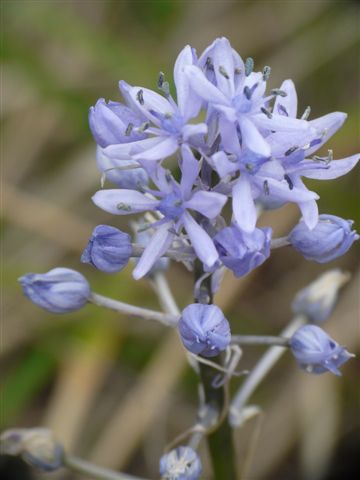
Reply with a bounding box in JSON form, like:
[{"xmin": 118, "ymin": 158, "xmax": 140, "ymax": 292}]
[{"xmin": 1, "ymin": 1, "xmax": 359, "ymax": 479}]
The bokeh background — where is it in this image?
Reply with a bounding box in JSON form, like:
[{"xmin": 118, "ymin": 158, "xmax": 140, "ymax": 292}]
[{"xmin": 1, "ymin": 1, "xmax": 360, "ymax": 479}]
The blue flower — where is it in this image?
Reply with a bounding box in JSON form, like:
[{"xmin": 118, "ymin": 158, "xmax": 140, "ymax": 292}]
[
  {"xmin": 159, "ymin": 446, "xmax": 202, "ymax": 480},
  {"xmin": 92, "ymin": 145, "xmax": 227, "ymax": 278},
  {"xmin": 19, "ymin": 268, "xmax": 90, "ymax": 313},
  {"xmin": 290, "ymin": 325, "xmax": 353, "ymax": 375},
  {"xmin": 214, "ymin": 224, "xmax": 271, "ymax": 277},
  {"xmin": 81, "ymin": 225, "xmax": 132, "ymax": 273},
  {"xmin": 178, "ymin": 303, "xmax": 231, "ymax": 357},
  {"xmin": 288, "ymin": 214, "xmax": 359, "ymax": 263}
]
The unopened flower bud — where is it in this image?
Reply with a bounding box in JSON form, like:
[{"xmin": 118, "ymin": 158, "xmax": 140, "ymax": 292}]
[
  {"xmin": 290, "ymin": 325, "xmax": 353, "ymax": 375},
  {"xmin": 0, "ymin": 428, "xmax": 63, "ymax": 472},
  {"xmin": 159, "ymin": 446, "xmax": 202, "ymax": 480},
  {"xmin": 81, "ymin": 225, "xmax": 132, "ymax": 273},
  {"xmin": 288, "ymin": 214, "xmax": 359, "ymax": 263},
  {"xmin": 19, "ymin": 268, "xmax": 90, "ymax": 313},
  {"xmin": 214, "ymin": 224, "xmax": 272, "ymax": 277},
  {"xmin": 292, "ymin": 269, "xmax": 350, "ymax": 322},
  {"xmin": 179, "ymin": 304, "xmax": 231, "ymax": 357},
  {"xmin": 89, "ymin": 99, "xmax": 145, "ymax": 148}
]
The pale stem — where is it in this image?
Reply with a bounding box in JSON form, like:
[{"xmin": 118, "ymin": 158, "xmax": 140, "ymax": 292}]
[
  {"xmin": 270, "ymin": 236, "xmax": 290, "ymax": 249},
  {"xmin": 229, "ymin": 315, "xmax": 306, "ymax": 425},
  {"xmin": 152, "ymin": 272, "xmax": 180, "ymax": 316},
  {"xmin": 231, "ymin": 335, "xmax": 290, "ymax": 347},
  {"xmin": 89, "ymin": 292, "xmax": 178, "ymax": 327},
  {"xmin": 64, "ymin": 454, "xmax": 147, "ymax": 480}
]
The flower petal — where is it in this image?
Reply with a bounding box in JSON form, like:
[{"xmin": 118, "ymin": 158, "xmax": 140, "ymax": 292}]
[
  {"xmin": 239, "ymin": 117, "xmax": 271, "ymax": 158},
  {"xmin": 185, "ymin": 191, "xmax": 227, "ymax": 219},
  {"xmin": 92, "ymin": 189, "xmax": 158, "ymax": 215},
  {"xmin": 104, "ymin": 137, "xmax": 163, "ymax": 160},
  {"xmin": 179, "ymin": 144, "xmax": 200, "ymax": 199},
  {"xmin": 184, "ymin": 65, "xmax": 230, "ymax": 105},
  {"xmin": 211, "ymin": 151, "xmax": 238, "ymax": 177},
  {"xmin": 133, "ymin": 223, "xmax": 174, "ymax": 279},
  {"xmin": 300, "ymin": 154, "xmax": 359, "ymax": 180},
  {"xmin": 211, "ymin": 37, "xmax": 235, "ymax": 98},
  {"xmin": 274, "ymin": 79, "xmax": 298, "ymax": 118},
  {"xmin": 307, "ymin": 112, "xmax": 347, "ymax": 155},
  {"xmin": 232, "ymin": 175, "xmax": 257, "ymax": 232},
  {"xmin": 132, "ymin": 136, "xmax": 179, "ymax": 161},
  {"xmin": 174, "ymin": 45, "xmax": 202, "ymax": 119},
  {"xmin": 252, "ymin": 113, "xmax": 309, "ymax": 132},
  {"xmin": 183, "ymin": 212, "xmax": 219, "ymax": 268},
  {"xmin": 128, "ymin": 86, "xmax": 175, "ymax": 125},
  {"xmin": 182, "ymin": 123, "xmax": 208, "ymax": 141}
]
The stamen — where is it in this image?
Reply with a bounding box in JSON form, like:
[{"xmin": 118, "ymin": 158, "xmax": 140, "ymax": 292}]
[
  {"xmin": 137, "ymin": 121, "xmax": 149, "ymax": 133},
  {"xmin": 157, "ymin": 71, "xmax": 164, "ymax": 88},
  {"xmin": 234, "ymin": 67, "xmax": 242, "ymax": 75},
  {"xmin": 312, "ymin": 149, "xmax": 333, "ymax": 165},
  {"xmin": 243, "ymin": 85, "xmax": 251, "ymax": 100},
  {"xmin": 219, "ymin": 65, "xmax": 230, "ymax": 79},
  {"xmin": 117, "ymin": 203, "xmax": 132, "ymax": 211},
  {"xmin": 285, "ymin": 146, "xmax": 298, "ymax": 156},
  {"xmin": 245, "ymin": 57, "xmax": 254, "ymax": 76},
  {"xmin": 205, "ymin": 57, "xmax": 214, "ymax": 71},
  {"xmin": 261, "ymin": 107, "xmax": 272, "ymax": 119},
  {"xmin": 136, "ymin": 89, "xmax": 144, "ymax": 105},
  {"xmin": 277, "ymin": 104, "xmax": 288, "ymax": 116},
  {"xmin": 125, "ymin": 123, "xmax": 134, "ymax": 136},
  {"xmin": 271, "ymin": 88, "xmax": 287, "ymax": 97},
  {"xmin": 284, "ymin": 174, "xmax": 294, "ymax": 190},
  {"xmin": 263, "ymin": 180, "xmax": 270, "ymax": 195},
  {"xmin": 245, "ymin": 163, "xmax": 254, "ymax": 172},
  {"xmin": 262, "ymin": 65, "xmax": 271, "ymax": 81},
  {"xmin": 301, "ymin": 106, "xmax": 311, "ymax": 120}
]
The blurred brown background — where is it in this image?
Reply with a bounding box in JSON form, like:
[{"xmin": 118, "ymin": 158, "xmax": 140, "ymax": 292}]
[{"xmin": 1, "ymin": 1, "xmax": 360, "ymax": 479}]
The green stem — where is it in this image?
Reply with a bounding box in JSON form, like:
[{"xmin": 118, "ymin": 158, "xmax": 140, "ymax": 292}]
[{"xmin": 194, "ymin": 261, "xmax": 238, "ymax": 479}]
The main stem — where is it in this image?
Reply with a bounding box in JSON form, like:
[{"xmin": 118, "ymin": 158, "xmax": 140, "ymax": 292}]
[{"xmin": 194, "ymin": 261, "xmax": 238, "ymax": 480}]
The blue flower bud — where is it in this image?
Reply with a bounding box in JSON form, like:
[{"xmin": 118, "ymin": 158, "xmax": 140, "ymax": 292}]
[
  {"xmin": 214, "ymin": 224, "xmax": 272, "ymax": 277},
  {"xmin": 292, "ymin": 269, "xmax": 350, "ymax": 322},
  {"xmin": 159, "ymin": 446, "xmax": 202, "ymax": 480},
  {"xmin": 0, "ymin": 428, "xmax": 63, "ymax": 472},
  {"xmin": 19, "ymin": 268, "xmax": 90, "ymax": 313},
  {"xmin": 81, "ymin": 225, "xmax": 132, "ymax": 273},
  {"xmin": 96, "ymin": 147, "xmax": 149, "ymax": 190},
  {"xmin": 290, "ymin": 325, "xmax": 353, "ymax": 375},
  {"xmin": 89, "ymin": 99, "xmax": 145, "ymax": 148},
  {"xmin": 179, "ymin": 304, "xmax": 231, "ymax": 357},
  {"xmin": 288, "ymin": 214, "xmax": 359, "ymax": 263}
]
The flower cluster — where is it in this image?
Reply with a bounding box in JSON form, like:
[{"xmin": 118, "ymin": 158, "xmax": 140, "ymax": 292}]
[{"xmin": 88, "ymin": 37, "xmax": 358, "ymax": 280}]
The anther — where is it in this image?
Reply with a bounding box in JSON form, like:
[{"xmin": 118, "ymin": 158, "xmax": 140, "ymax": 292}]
[
  {"xmin": 136, "ymin": 89, "xmax": 144, "ymax": 105},
  {"xmin": 234, "ymin": 67, "xmax": 242, "ymax": 75},
  {"xmin": 205, "ymin": 57, "xmax": 214, "ymax": 71},
  {"xmin": 284, "ymin": 174, "xmax": 294, "ymax": 190},
  {"xmin": 125, "ymin": 123, "xmax": 134, "ymax": 136},
  {"xmin": 138, "ymin": 121, "xmax": 149, "ymax": 133},
  {"xmin": 117, "ymin": 203, "xmax": 132, "ymax": 211},
  {"xmin": 285, "ymin": 146, "xmax": 298, "ymax": 156},
  {"xmin": 158, "ymin": 71, "xmax": 164, "ymax": 88},
  {"xmin": 219, "ymin": 65, "xmax": 230, "ymax": 79},
  {"xmin": 262, "ymin": 66, "xmax": 271, "ymax": 81},
  {"xmin": 261, "ymin": 107, "xmax": 273, "ymax": 119},
  {"xmin": 263, "ymin": 180, "xmax": 270, "ymax": 195},
  {"xmin": 245, "ymin": 57, "xmax": 254, "ymax": 76},
  {"xmin": 243, "ymin": 85, "xmax": 252, "ymax": 100},
  {"xmin": 271, "ymin": 88, "xmax": 287, "ymax": 97}
]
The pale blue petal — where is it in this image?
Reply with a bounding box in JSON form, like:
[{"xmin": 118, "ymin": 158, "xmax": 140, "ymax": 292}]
[
  {"xmin": 128, "ymin": 86, "xmax": 175, "ymax": 125},
  {"xmin": 274, "ymin": 79, "xmax": 298, "ymax": 118},
  {"xmin": 211, "ymin": 37, "xmax": 235, "ymax": 98},
  {"xmin": 133, "ymin": 223, "xmax": 174, "ymax": 279},
  {"xmin": 211, "ymin": 151, "xmax": 238, "ymax": 177},
  {"xmin": 184, "ymin": 65, "xmax": 230, "ymax": 105},
  {"xmin": 104, "ymin": 137, "xmax": 163, "ymax": 160},
  {"xmin": 300, "ymin": 154, "xmax": 359, "ymax": 180},
  {"xmin": 182, "ymin": 123, "xmax": 208, "ymax": 141},
  {"xmin": 133, "ymin": 136, "xmax": 178, "ymax": 161},
  {"xmin": 180, "ymin": 144, "xmax": 200, "ymax": 199},
  {"xmin": 183, "ymin": 212, "xmax": 219, "ymax": 268},
  {"xmin": 185, "ymin": 191, "xmax": 227, "ymax": 219},
  {"xmin": 232, "ymin": 175, "xmax": 257, "ymax": 232},
  {"xmin": 239, "ymin": 117, "xmax": 271, "ymax": 157},
  {"xmin": 252, "ymin": 114, "xmax": 309, "ymax": 132},
  {"xmin": 92, "ymin": 189, "xmax": 158, "ymax": 215},
  {"xmin": 174, "ymin": 45, "xmax": 202, "ymax": 119},
  {"xmin": 258, "ymin": 177, "xmax": 319, "ymax": 203},
  {"xmin": 307, "ymin": 112, "xmax": 347, "ymax": 156}
]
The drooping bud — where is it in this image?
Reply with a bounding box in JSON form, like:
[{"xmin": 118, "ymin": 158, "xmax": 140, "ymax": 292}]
[
  {"xmin": 0, "ymin": 428, "xmax": 63, "ymax": 472},
  {"xmin": 159, "ymin": 446, "xmax": 202, "ymax": 480},
  {"xmin": 178, "ymin": 304, "xmax": 231, "ymax": 357},
  {"xmin": 292, "ymin": 269, "xmax": 350, "ymax": 322},
  {"xmin": 214, "ymin": 224, "xmax": 272, "ymax": 277},
  {"xmin": 89, "ymin": 99, "xmax": 145, "ymax": 148},
  {"xmin": 288, "ymin": 214, "xmax": 359, "ymax": 263},
  {"xmin": 290, "ymin": 325, "xmax": 353, "ymax": 375},
  {"xmin": 19, "ymin": 268, "xmax": 90, "ymax": 313},
  {"xmin": 81, "ymin": 225, "xmax": 132, "ymax": 273}
]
